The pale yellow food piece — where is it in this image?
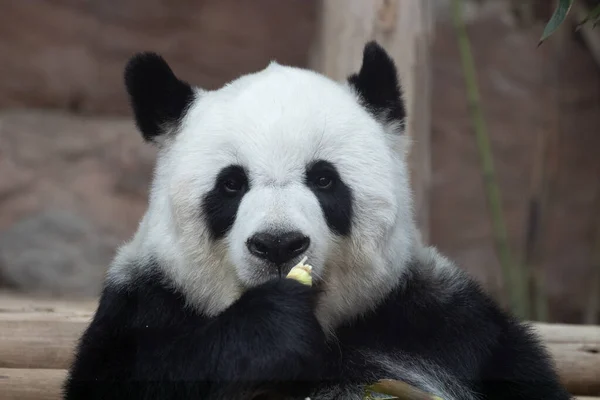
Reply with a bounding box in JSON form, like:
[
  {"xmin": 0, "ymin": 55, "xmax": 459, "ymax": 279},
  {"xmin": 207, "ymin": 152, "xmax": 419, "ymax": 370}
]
[{"xmin": 286, "ymin": 256, "xmax": 313, "ymax": 286}]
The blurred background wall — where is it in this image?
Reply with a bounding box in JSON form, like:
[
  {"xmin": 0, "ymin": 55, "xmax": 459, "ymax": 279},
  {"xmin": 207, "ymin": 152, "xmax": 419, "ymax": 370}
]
[
  {"xmin": 0, "ymin": 0, "xmax": 318, "ymax": 296},
  {"xmin": 0, "ymin": 0, "xmax": 599, "ymax": 324}
]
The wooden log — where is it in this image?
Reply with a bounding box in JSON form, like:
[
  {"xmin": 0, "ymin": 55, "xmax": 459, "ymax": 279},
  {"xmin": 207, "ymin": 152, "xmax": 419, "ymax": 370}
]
[
  {"xmin": 532, "ymin": 322, "xmax": 600, "ymax": 396},
  {"xmin": 0, "ymin": 368, "xmax": 66, "ymax": 400},
  {"xmin": 534, "ymin": 324, "xmax": 600, "ymax": 396},
  {"xmin": 549, "ymin": 342, "xmax": 600, "ymax": 396},
  {"xmin": 0, "ymin": 319, "xmax": 90, "ymax": 370},
  {"xmin": 0, "ymin": 292, "xmax": 95, "ymax": 370},
  {"xmin": 309, "ymin": 0, "xmax": 434, "ymax": 242},
  {"xmin": 0, "ymin": 294, "xmax": 599, "ymax": 395},
  {"xmin": 0, "ymin": 368, "xmax": 597, "ymax": 400},
  {"xmin": 0, "ymin": 292, "xmax": 97, "ymax": 315},
  {"xmin": 533, "ymin": 322, "xmax": 600, "ymax": 345}
]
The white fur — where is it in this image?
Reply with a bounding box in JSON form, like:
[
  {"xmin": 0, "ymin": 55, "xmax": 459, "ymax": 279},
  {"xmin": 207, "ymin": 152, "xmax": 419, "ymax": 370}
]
[
  {"xmin": 308, "ymin": 349, "xmax": 475, "ymax": 400},
  {"xmin": 109, "ymin": 61, "xmax": 418, "ymax": 332},
  {"xmin": 364, "ymin": 351, "xmax": 476, "ymax": 400}
]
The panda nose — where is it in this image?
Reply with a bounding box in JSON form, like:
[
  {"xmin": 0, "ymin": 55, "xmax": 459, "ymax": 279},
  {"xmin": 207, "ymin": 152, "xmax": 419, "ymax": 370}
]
[{"xmin": 246, "ymin": 231, "xmax": 310, "ymax": 265}]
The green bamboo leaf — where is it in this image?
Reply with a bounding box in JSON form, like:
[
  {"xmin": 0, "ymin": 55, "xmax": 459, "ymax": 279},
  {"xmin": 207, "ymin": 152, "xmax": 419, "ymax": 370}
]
[
  {"xmin": 576, "ymin": 3, "xmax": 600, "ymax": 30},
  {"xmin": 539, "ymin": 0, "xmax": 574, "ymax": 46}
]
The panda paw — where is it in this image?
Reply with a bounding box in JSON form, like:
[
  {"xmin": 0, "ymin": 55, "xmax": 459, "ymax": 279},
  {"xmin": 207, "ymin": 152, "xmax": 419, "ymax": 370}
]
[
  {"xmin": 239, "ymin": 277, "xmax": 321, "ymax": 316},
  {"xmin": 238, "ymin": 278, "xmax": 325, "ymax": 345},
  {"xmin": 223, "ymin": 278, "xmax": 326, "ymax": 385}
]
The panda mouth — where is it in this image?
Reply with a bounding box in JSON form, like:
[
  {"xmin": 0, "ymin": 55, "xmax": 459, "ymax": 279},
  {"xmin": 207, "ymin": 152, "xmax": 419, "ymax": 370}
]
[
  {"xmin": 270, "ymin": 260, "xmax": 301, "ymax": 278},
  {"xmin": 248, "ymin": 256, "xmax": 319, "ymax": 284}
]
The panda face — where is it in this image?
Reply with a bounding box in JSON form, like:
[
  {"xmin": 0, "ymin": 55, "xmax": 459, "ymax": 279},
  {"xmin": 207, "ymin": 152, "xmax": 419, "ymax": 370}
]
[{"xmin": 122, "ymin": 42, "xmax": 416, "ymax": 327}]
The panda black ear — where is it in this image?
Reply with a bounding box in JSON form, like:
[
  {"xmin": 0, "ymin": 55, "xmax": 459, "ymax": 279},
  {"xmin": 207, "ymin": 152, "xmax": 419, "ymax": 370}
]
[
  {"xmin": 124, "ymin": 52, "xmax": 195, "ymax": 143},
  {"xmin": 347, "ymin": 41, "xmax": 406, "ymax": 128}
]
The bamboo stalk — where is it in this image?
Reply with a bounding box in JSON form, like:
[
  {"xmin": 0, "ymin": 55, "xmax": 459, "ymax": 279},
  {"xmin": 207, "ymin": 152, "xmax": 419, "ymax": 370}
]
[
  {"xmin": 524, "ymin": 126, "xmax": 549, "ymax": 322},
  {"xmin": 450, "ymin": 0, "xmax": 527, "ymax": 319},
  {"xmin": 522, "ymin": 1, "xmax": 568, "ymax": 323}
]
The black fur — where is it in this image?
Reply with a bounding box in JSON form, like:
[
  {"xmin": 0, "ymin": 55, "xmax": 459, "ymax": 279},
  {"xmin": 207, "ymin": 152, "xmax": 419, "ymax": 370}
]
[
  {"xmin": 202, "ymin": 165, "xmax": 250, "ymax": 239},
  {"xmin": 305, "ymin": 160, "xmax": 353, "ymax": 236},
  {"xmin": 347, "ymin": 41, "xmax": 406, "ymax": 126},
  {"xmin": 124, "ymin": 52, "xmax": 195, "ymax": 142},
  {"xmin": 64, "ymin": 256, "xmax": 571, "ymax": 400},
  {"xmin": 331, "ymin": 262, "xmax": 572, "ymax": 399},
  {"xmin": 63, "ymin": 260, "xmax": 326, "ymax": 400}
]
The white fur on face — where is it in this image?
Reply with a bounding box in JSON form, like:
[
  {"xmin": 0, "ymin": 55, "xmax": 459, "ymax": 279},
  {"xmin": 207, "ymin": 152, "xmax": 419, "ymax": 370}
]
[{"xmin": 111, "ymin": 62, "xmax": 417, "ymax": 330}]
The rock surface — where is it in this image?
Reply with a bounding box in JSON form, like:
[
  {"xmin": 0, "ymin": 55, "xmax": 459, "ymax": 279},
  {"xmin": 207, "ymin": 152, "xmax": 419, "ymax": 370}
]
[
  {"xmin": 0, "ymin": 0, "xmax": 317, "ymax": 115},
  {"xmin": 0, "ymin": 110, "xmax": 156, "ymax": 296}
]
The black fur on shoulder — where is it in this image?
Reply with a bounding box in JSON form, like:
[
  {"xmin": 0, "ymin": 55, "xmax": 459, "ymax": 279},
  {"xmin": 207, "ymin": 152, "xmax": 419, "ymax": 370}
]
[
  {"xmin": 347, "ymin": 41, "xmax": 406, "ymax": 127},
  {"xmin": 63, "ymin": 259, "xmax": 327, "ymax": 400},
  {"xmin": 124, "ymin": 53, "xmax": 195, "ymax": 143},
  {"xmin": 330, "ymin": 259, "xmax": 573, "ymax": 399}
]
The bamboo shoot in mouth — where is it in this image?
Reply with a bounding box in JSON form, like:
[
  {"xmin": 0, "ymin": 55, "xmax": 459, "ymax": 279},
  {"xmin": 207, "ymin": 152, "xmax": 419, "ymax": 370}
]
[{"xmin": 286, "ymin": 256, "xmax": 313, "ymax": 286}]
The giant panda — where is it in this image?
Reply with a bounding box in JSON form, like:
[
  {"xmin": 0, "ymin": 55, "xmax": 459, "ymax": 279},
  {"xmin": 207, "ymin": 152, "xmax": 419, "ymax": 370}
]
[{"xmin": 63, "ymin": 41, "xmax": 571, "ymax": 400}]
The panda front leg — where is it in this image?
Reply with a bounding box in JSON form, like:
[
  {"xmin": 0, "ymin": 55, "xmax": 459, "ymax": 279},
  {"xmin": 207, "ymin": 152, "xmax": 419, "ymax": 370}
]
[
  {"xmin": 64, "ymin": 278, "xmax": 327, "ymax": 400},
  {"xmin": 201, "ymin": 278, "xmax": 328, "ymax": 398}
]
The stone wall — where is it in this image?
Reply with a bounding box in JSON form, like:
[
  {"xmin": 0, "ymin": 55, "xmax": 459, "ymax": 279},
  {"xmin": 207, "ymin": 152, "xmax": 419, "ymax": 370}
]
[
  {"xmin": 0, "ymin": 0, "xmax": 317, "ymax": 115},
  {"xmin": 0, "ymin": 0, "xmax": 317, "ymax": 296}
]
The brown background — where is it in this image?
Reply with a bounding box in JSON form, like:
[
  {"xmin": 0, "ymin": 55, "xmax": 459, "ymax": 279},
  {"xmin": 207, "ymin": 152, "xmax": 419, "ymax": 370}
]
[{"xmin": 1, "ymin": 0, "xmax": 599, "ymax": 322}]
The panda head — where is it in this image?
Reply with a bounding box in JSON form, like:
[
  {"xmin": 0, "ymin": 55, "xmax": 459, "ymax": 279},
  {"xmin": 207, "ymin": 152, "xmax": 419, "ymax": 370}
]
[{"xmin": 117, "ymin": 41, "xmax": 417, "ymax": 330}]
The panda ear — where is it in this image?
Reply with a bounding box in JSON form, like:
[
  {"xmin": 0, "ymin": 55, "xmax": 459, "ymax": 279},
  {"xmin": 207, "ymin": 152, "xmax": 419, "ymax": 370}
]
[
  {"xmin": 347, "ymin": 41, "xmax": 406, "ymax": 129},
  {"xmin": 124, "ymin": 52, "xmax": 195, "ymax": 143}
]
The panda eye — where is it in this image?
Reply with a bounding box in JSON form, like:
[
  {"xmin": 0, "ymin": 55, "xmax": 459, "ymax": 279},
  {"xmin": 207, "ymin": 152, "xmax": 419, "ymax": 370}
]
[
  {"xmin": 314, "ymin": 175, "xmax": 334, "ymax": 190},
  {"xmin": 222, "ymin": 177, "xmax": 245, "ymax": 194},
  {"xmin": 216, "ymin": 166, "xmax": 248, "ymax": 196},
  {"xmin": 306, "ymin": 160, "xmax": 339, "ymax": 191}
]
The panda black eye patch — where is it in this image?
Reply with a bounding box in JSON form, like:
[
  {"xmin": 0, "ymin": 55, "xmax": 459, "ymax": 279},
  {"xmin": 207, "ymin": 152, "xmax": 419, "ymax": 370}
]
[
  {"xmin": 201, "ymin": 165, "xmax": 249, "ymax": 239},
  {"xmin": 305, "ymin": 160, "xmax": 353, "ymax": 236}
]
